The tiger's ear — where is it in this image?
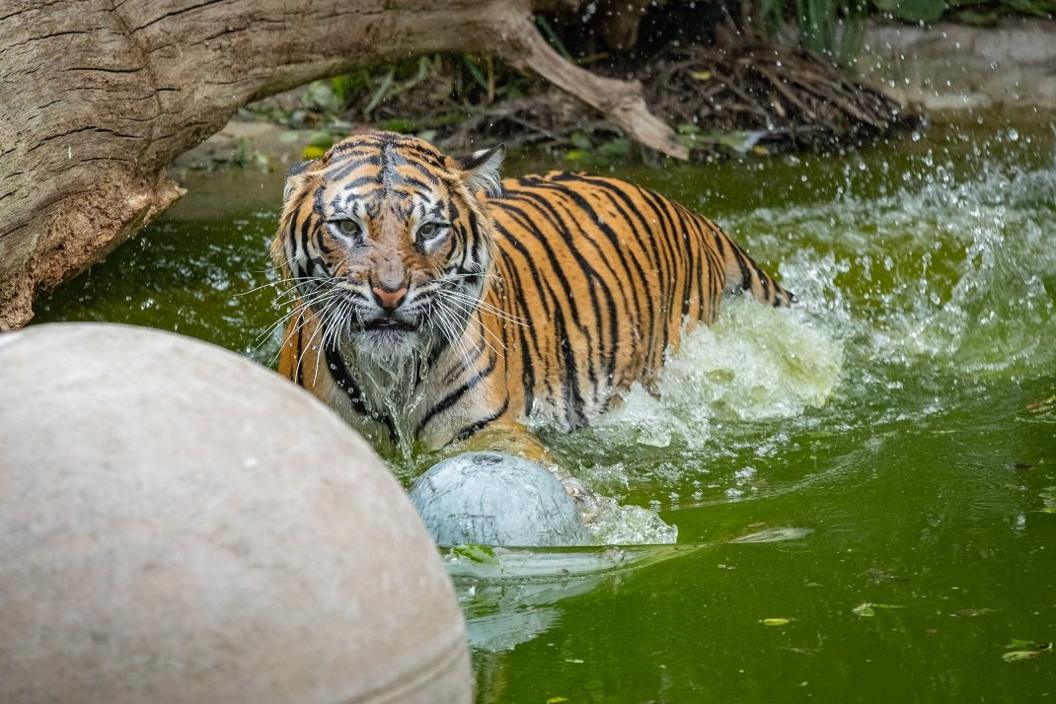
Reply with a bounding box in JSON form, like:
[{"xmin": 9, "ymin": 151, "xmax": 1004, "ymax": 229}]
[
  {"xmin": 458, "ymin": 144, "xmax": 505, "ymax": 198},
  {"xmin": 283, "ymin": 159, "xmax": 316, "ymax": 203}
]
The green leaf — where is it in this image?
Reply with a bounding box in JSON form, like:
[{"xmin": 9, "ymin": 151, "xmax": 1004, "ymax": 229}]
[
  {"xmin": 873, "ymin": 0, "xmax": 947, "ymax": 22},
  {"xmin": 302, "ymin": 132, "xmax": 333, "ymax": 160},
  {"xmin": 450, "ymin": 543, "xmax": 497, "ymax": 564},
  {"xmin": 950, "ymin": 8, "xmax": 1001, "ymax": 23},
  {"xmin": 597, "ymin": 138, "xmax": 631, "ymax": 161},
  {"xmin": 535, "ymin": 16, "xmax": 572, "ymax": 59},
  {"xmin": 303, "ymin": 80, "xmax": 340, "ymax": 113},
  {"xmin": 363, "ymin": 69, "xmax": 395, "ymax": 116},
  {"xmin": 330, "ymin": 74, "xmax": 355, "ymax": 106},
  {"xmin": 1003, "ymin": 650, "xmax": 1042, "ymax": 662},
  {"xmin": 461, "ymin": 56, "xmax": 489, "ymax": 92},
  {"xmin": 380, "ymin": 118, "xmax": 417, "ymax": 134},
  {"xmin": 306, "ymin": 131, "xmax": 333, "ymax": 149},
  {"xmin": 1005, "ymin": 638, "xmax": 1037, "ymax": 649},
  {"xmin": 569, "ymin": 131, "xmax": 593, "ymax": 151},
  {"xmin": 713, "ymin": 130, "xmax": 766, "ymax": 154}
]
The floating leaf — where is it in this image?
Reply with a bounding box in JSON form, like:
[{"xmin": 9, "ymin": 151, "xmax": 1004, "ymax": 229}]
[
  {"xmin": 761, "ymin": 618, "xmax": 791, "ymax": 626},
  {"xmin": 1003, "ymin": 649, "xmax": 1043, "ymax": 662},
  {"xmin": 450, "ymin": 543, "xmax": 497, "ymax": 564},
  {"xmin": 1027, "ymin": 395, "xmax": 1056, "ymax": 413},
  {"xmin": 853, "ymin": 602, "xmax": 904, "ymax": 617},
  {"xmin": 690, "ymin": 70, "xmax": 713, "ymax": 81},
  {"xmin": 1041, "ymin": 487, "xmax": 1056, "ymax": 514},
  {"xmin": 1005, "ymin": 638, "xmax": 1037, "ymax": 649}
]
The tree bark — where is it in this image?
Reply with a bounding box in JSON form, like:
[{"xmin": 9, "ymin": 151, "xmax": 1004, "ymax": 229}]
[{"xmin": 0, "ymin": 0, "xmax": 686, "ymax": 330}]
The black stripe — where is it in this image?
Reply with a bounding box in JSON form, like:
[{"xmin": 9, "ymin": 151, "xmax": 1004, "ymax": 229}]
[
  {"xmin": 454, "ymin": 397, "xmax": 510, "ymax": 440},
  {"xmin": 494, "ymin": 200, "xmax": 599, "ymax": 403},
  {"xmin": 323, "ymin": 345, "xmax": 397, "ymax": 442},
  {"xmin": 551, "ymin": 173, "xmax": 664, "ymax": 368},
  {"xmin": 501, "ymin": 188, "xmax": 617, "ymax": 389},
  {"xmin": 417, "ymin": 349, "xmax": 497, "ymax": 435},
  {"xmin": 494, "ymin": 248, "xmax": 542, "ymax": 412}
]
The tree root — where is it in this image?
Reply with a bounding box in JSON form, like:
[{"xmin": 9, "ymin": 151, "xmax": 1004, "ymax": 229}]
[
  {"xmin": 643, "ymin": 42, "xmax": 914, "ymax": 149},
  {"xmin": 499, "ymin": 13, "xmax": 688, "ymax": 158}
]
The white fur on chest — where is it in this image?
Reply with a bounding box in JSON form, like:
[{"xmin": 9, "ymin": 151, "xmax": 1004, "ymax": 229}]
[{"xmin": 321, "ymin": 343, "xmax": 494, "ymax": 452}]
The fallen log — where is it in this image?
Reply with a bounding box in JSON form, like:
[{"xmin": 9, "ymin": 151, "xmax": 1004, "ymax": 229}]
[{"xmin": 0, "ymin": 0, "xmax": 686, "ymax": 330}]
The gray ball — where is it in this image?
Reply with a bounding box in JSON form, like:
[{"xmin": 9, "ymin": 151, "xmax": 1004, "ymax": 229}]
[
  {"xmin": 409, "ymin": 452, "xmax": 591, "ymax": 547},
  {"xmin": 0, "ymin": 323, "xmax": 471, "ymax": 704}
]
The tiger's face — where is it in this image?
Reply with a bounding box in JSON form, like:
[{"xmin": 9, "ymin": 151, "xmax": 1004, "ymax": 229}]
[{"xmin": 274, "ymin": 132, "xmax": 504, "ymax": 358}]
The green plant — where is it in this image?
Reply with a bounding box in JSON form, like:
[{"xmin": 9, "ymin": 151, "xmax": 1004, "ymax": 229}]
[
  {"xmin": 757, "ymin": 0, "xmax": 1053, "ymax": 63},
  {"xmin": 757, "ymin": 0, "xmax": 869, "ymax": 66}
]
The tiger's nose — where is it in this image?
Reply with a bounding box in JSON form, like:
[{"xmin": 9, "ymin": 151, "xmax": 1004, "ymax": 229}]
[{"xmin": 371, "ymin": 284, "xmax": 408, "ymax": 311}]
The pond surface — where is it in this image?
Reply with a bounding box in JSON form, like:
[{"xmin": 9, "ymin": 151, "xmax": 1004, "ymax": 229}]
[{"xmin": 36, "ymin": 115, "xmax": 1056, "ymax": 701}]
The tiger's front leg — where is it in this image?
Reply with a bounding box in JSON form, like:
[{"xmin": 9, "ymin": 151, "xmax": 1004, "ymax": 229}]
[{"xmin": 455, "ymin": 421, "xmax": 599, "ymax": 521}]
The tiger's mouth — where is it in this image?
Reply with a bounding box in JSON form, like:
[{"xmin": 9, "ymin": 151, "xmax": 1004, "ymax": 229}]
[{"xmin": 362, "ymin": 318, "xmax": 419, "ymax": 333}]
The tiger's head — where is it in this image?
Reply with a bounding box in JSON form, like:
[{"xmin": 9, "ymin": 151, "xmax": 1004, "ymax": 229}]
[{"xmin": 272, "ymin": 132, "xmax": 504, "ymax": 360}]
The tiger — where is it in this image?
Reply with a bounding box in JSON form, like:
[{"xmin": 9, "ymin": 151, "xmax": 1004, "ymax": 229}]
[{"xmin": 272, "ymin": 131, "xmax": 793, "ymax": 456}]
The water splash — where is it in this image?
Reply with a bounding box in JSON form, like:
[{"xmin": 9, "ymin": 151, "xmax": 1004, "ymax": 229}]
[{"xmin": 591, "ymin": 298, "xmax": 843, "ymax": 449}]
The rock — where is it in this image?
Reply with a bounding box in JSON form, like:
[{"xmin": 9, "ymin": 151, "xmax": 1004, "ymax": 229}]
[
  {"xmin": 860, "ymin": 19, "xmax": 1056, "ymax": 111},
  {"xmin": 0, "ymin": 323, "xmax": 471, "ymax": 704},
  {"xmin": 409, "ymin": 452, "xmax": 591, "ymax": 547}
]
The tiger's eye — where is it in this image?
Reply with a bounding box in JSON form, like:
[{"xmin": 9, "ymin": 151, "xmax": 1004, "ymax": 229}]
[
  {"xmin": 418, "ymin": 222, "xmax": 439, "ymax": 239},
  {"xmin": 336, "ymin": 219, "xmax": 359, "ymax": 236}
]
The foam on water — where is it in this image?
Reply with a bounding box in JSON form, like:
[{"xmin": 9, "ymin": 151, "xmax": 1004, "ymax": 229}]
[
  {"xmin": 741, "ymin": 151, "xmax": 1056, "ymax": 380},
  {"xmin": 592, "ymin": 298, "xmax": 844, "ymax": 449},
  {"xmin": 561, "ymin": 140, "xmax": 1056, "ymax": 530}
]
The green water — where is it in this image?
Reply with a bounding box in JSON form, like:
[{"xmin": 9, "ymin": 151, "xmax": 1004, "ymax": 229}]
[{"xmin": 35, "ymin": 117, "xmax": 1056, "ymax": 701}]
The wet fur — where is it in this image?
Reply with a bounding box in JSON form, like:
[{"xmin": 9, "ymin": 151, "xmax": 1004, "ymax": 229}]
[{"xmin": 272, "ymin": 132, "xmax": 793, "ymax": 451}]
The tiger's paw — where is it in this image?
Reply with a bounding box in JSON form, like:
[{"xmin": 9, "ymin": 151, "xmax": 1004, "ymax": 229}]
[
  {"xmin": 454, "ymin": 423, "xmax": 599, "ymax": 524},
  {"xmin": 554, "ymin": 473, "xmax": 600, "ymax": 524}
]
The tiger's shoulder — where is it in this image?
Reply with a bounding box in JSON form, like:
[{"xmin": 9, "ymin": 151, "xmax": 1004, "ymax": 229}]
[
  {"xmin": 493, "ymin": 170, "xmax": 629, "ymax": 196},
  {"xmin": 484, "ymin": 170, "xmax": 664, "ymax": 227}
]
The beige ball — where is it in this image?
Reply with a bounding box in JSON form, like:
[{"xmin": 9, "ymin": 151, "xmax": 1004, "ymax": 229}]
[{"xmin": 0, "ymin": 323, "xmax": 471, "ymax": 704}]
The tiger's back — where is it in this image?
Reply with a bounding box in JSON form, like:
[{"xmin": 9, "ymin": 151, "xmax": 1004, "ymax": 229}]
[{"xmin": 480, "ymin": 171, "xmax": 792, "ymax": 430}]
